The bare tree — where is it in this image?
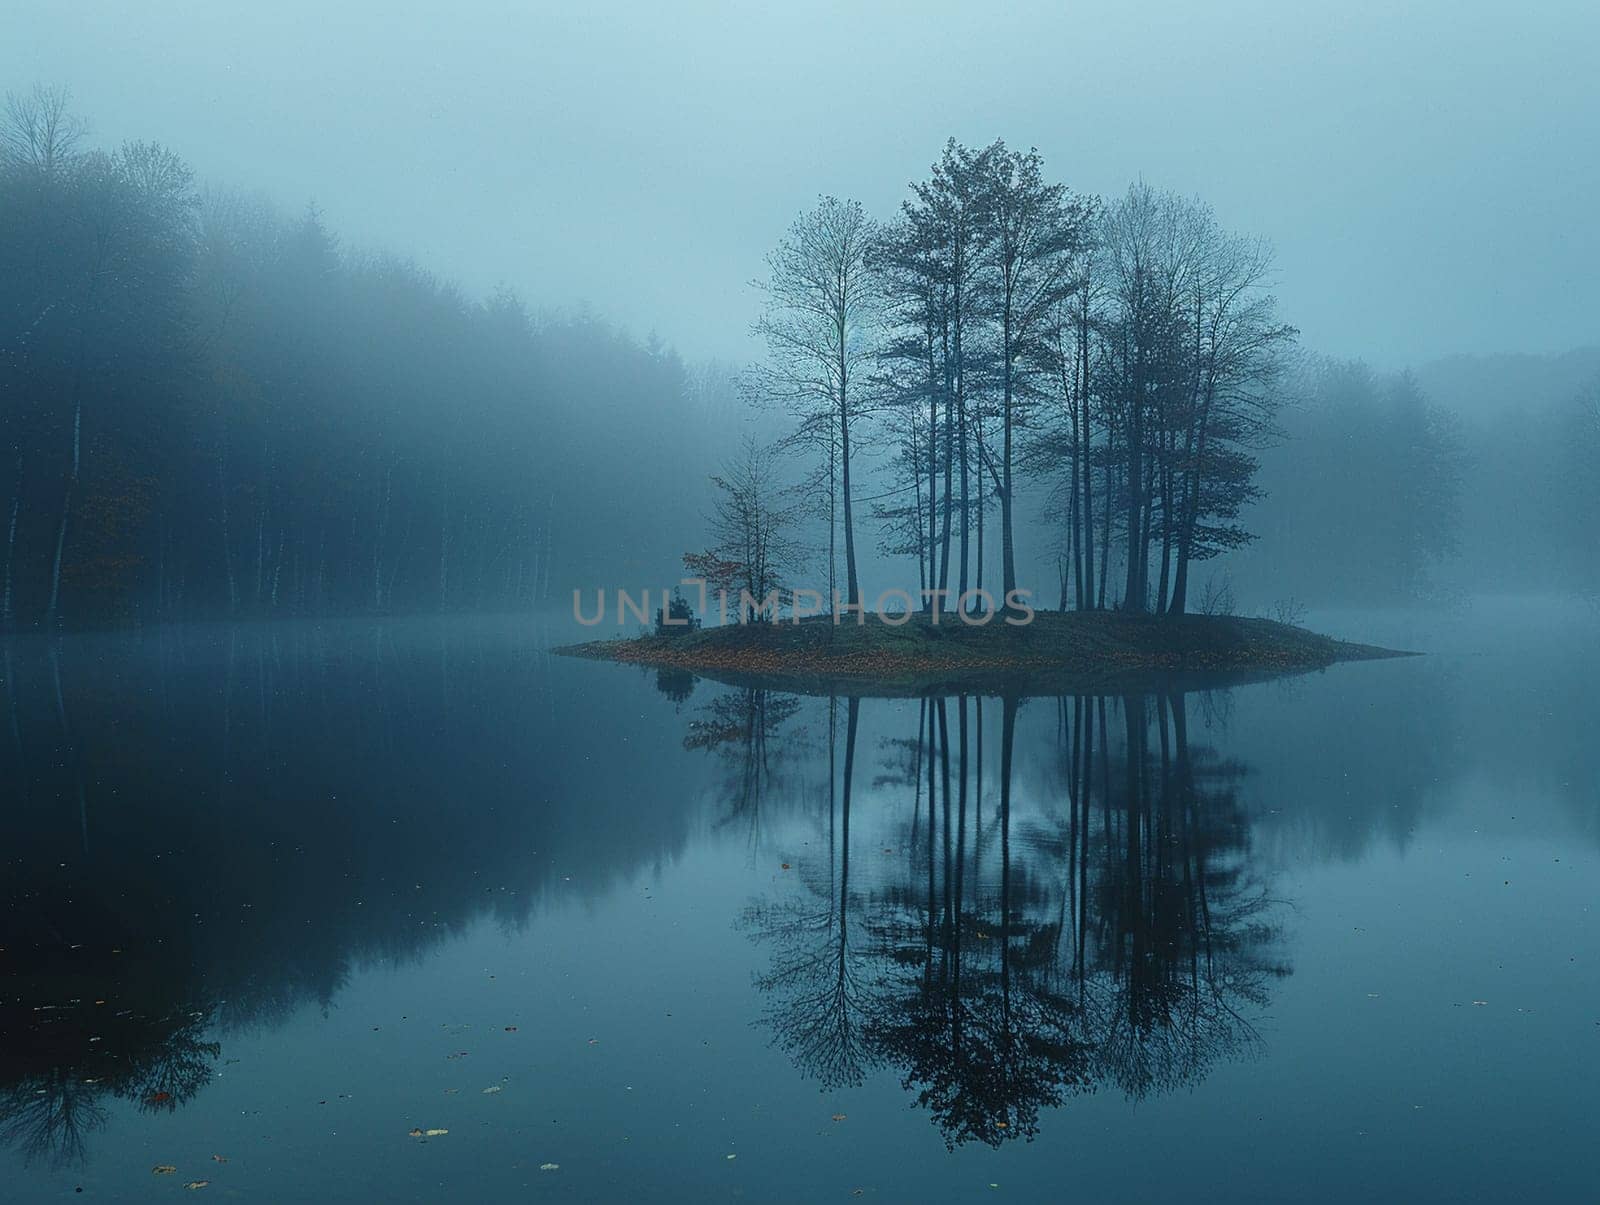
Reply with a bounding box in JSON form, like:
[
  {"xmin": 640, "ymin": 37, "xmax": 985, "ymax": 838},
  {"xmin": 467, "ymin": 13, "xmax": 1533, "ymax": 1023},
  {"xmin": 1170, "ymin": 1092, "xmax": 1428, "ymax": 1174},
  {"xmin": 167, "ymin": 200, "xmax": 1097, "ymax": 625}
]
[
  {"xmin": 753, "ymin": 197, "xmax": 880, "ymax": 608},
  {"xmin": 1166, "ymin": 217, "xmax": 1295, "ymax": 613},
  {"xmin": 0, "ymin": 85, "xmax": 85, "ymax": 177},
  {"xmin": 686, "ymin": 437, "xmax": 801, "ymax": 622}
]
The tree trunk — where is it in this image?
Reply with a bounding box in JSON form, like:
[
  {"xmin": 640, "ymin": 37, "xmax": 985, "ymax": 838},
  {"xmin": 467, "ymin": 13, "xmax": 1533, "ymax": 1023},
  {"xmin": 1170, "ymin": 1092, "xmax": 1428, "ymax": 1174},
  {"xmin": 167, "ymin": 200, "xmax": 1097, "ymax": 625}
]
[
  {"xmin": 220, "ymin": 428, "xmax": 237, "ymax": 614},
  {"xmin": 1123, "ymin": 324, "xmax": 1147, "ymax": 611},
  {"xmin": 839, "ymin": 329, "xmax": 860, "ymax": 607},
  {"xmin": 926, "ymin": 329, "xmax": 939, "ymax": 604},
  {"xmin": 1001, "ymin": 311, "xmax": 1017, "ymax": 605},
  {"xmin": 1098, "ymin": 458, "xmax": 1113, "ymax": 609},
  {"xmin": 2, "ymin": 453, "xmax": 21, "ymax": 625},
  {"xmin": 45, "ymin": 397, "xmax": 80, "ymax": 626},
  {"xmin": 1079, "ymin": 305, "xmax": 1095, "ymax": 610}
]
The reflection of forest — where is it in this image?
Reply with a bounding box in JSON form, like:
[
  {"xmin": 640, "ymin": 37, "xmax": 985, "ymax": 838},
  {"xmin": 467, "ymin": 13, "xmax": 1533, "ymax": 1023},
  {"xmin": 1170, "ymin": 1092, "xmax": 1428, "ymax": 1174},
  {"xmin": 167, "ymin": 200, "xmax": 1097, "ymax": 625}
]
[
  {"xmin": 715, "ymin": 686, "xmax": 1289, "ymax": 1149},
  {"xmin": 0, "ymin": 622, "xmax": 699, "ymax": 1167}
]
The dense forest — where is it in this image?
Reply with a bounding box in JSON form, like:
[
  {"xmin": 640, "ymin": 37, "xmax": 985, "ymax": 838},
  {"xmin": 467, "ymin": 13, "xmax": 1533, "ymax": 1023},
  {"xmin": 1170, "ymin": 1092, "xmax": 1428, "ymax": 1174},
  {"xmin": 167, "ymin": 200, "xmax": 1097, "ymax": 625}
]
[
  {"xmin": 0, "ymin": 85, "xmax": 726, "ymax": 626},
  {"xmin": 3, "ymin": 87, "xmax": 1596, "ymax": 628}
]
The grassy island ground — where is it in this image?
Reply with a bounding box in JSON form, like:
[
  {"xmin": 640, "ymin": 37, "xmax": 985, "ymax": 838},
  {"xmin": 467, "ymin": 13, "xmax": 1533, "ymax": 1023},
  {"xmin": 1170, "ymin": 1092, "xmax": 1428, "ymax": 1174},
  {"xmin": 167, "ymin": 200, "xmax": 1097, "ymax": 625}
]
[{"xmin": 557, "ymin": 610, "xmax": 1410, "ymax": 697}]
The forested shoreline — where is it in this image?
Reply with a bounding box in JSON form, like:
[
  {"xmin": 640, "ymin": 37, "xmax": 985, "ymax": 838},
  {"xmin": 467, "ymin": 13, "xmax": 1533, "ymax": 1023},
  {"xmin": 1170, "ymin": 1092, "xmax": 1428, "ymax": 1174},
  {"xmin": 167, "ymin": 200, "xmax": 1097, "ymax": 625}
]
[
  {"xmin": 3, "ymin": 88, "xmax": 1596, "ymax": 629},
  {"xmin": 1, "ymin": 86, "xmax": 714, "ymax": 627}
]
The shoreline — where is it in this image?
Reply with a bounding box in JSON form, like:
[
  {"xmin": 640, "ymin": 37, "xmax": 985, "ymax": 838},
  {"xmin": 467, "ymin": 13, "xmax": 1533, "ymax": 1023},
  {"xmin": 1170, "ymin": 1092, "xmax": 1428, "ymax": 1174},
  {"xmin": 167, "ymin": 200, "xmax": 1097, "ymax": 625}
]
[{"xmin": 556, "ymin": 610, "xmax": 1412, "ymax": 696}]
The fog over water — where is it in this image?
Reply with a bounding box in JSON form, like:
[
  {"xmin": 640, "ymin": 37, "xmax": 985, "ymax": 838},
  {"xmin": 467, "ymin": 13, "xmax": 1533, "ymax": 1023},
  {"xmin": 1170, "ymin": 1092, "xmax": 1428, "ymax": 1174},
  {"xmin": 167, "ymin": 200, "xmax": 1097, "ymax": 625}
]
[{"xmin": 2, "ymin": 6, "xmax": 1598, "ymax": 1201}]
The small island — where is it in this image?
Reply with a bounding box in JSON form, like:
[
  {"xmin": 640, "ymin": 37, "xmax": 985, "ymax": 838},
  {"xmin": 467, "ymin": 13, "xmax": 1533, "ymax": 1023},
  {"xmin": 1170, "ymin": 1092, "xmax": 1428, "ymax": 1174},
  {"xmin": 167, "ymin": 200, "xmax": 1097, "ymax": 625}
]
[{"xmin": 558, "ymin": 610, "xmax": 1407, "ymax": 697}]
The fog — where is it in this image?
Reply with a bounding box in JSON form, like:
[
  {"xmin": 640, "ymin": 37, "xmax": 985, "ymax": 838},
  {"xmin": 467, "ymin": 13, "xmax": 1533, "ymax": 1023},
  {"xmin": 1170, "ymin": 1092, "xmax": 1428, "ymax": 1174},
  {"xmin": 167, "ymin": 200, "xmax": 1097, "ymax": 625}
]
[
  {"xmin": 2, "ymin": 1, "xmax": 1597, "ymax": 624},
  {"xmin": 9, "ymin": 1, "xmax": 1598, "ymax": 366}
]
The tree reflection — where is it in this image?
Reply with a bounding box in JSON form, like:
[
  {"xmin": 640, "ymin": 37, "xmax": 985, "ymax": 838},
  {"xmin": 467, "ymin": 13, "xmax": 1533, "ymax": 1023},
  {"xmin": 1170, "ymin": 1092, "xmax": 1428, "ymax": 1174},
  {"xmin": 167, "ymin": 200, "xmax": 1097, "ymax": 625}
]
[
  {"xmin": 682, "ymin": 684, "xmax": 803, "ymax": 835},
  {"xmin": 0, "ymin": 621, "xmax": 706, "ymax": 1166},
  {"xmin": 0, "ymin": 999, "xmax": 218, "ymax": 1168},
  {"xmin": 741, "ymin": 697, "xmax": 877, "ymax": 1088},
  {"xmin": 740, "ymin": 685, "xmax": 1289, "ymax": 1148}
]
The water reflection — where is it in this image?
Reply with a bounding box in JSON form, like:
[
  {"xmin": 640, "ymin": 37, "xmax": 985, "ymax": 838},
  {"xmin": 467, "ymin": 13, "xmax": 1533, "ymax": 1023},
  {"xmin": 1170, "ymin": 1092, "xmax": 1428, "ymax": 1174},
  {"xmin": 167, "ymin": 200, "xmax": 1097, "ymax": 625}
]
[
  {"xmin": 718, "ymin": 688, "xmax": 1287, "ymax": 1148},
  {"xmin": 6, "ymin": 613, "xmax": 1594, "ymax": 1177},
  {"xmin": 0, "ymin": 621, "xmax": 698, "ymax": 1166}
]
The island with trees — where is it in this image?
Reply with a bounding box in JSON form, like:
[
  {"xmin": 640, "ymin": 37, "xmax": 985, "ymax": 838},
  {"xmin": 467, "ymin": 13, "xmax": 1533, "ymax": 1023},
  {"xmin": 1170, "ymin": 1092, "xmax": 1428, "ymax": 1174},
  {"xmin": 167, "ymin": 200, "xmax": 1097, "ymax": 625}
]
[
  {"xmin": 5, "ymin": 93, "xmax": 1592, "ymax": 653},
  {"xmin": 560, "ymin": 138, "xmax": 1412, "ymax": 688}
]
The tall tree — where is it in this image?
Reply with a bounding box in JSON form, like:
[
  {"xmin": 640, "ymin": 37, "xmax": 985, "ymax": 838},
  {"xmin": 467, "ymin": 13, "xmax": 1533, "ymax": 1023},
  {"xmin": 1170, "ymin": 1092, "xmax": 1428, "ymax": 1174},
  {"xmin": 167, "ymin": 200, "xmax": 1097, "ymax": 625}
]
[
  {"xmin": 981, "ymin": 144, "xmax": 1089, "ymax": 605},
  {"xmin": 753, "ymin": 197, "xmax": 879, "ymax": 609},
  {"xmin": 1165, "ymin": 214, "xmax": 1294, "ymax": 613},
  {"xmin": 908, "ymin": 142, "xmax": 996, "ymax": 605}
]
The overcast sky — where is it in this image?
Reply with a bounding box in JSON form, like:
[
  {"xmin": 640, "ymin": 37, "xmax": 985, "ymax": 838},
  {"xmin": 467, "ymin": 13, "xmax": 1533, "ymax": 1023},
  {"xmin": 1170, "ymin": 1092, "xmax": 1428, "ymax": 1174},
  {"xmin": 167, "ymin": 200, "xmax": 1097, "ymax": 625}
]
[{"xmin": 6, "ymin": 0, "xmax": 1596, "ymax": 368}]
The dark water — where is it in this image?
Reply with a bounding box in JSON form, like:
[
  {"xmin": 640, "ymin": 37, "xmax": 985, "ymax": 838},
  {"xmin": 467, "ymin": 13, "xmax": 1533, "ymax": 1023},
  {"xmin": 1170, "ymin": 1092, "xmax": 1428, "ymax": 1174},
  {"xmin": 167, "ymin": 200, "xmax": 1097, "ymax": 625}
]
[{"xmin": 2, "ymin": 601, "xmax": 1596, "ymax": 1202}]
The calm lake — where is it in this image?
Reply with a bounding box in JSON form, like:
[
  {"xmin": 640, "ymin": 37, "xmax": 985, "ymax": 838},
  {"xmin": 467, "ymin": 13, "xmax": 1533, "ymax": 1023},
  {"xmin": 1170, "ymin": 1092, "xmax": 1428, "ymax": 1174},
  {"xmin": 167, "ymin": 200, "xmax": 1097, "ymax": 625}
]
[{"xmin": 2, "ymin": 599, "xmax": 1596, "ymax": 1202}]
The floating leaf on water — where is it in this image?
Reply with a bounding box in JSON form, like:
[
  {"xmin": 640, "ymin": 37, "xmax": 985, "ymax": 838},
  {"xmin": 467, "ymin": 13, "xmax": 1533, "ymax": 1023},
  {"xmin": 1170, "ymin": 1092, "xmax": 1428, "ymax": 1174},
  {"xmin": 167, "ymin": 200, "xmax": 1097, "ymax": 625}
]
[
  {"xmin": 540, "ymin": 1163, "xmax": 559, "ymax": 1171},
  {"xmin": 831, "ymin": 1114, "xmax": 847, "ymax": 1122},
  {"xmin": 726, "ymin": 1154, "xmax": 737, "ymax": 1161},
  {"xmin": 408, "ymin": 1128, "xmax": 424, "ymax": 1137},
  {"xmin": 482, "ymin": 1085, "xmax": 502, "ymax": 1094},
  {"xmin": 211, "ymin": 1154, "xmax": 228, "ymax": 1164},
  {"xmin": 425, "ymin": 1128, "xmax": 448, "ymax": 1137},
  {"xmin": 504, "ymin": 1026, "xmax": 518, "ymax": 1032},
  {"xmin": 183, "ymin": 1181, "xmax": 209, "ymax": 1190},
  {"xmin": 152, "ymin": 1165, "xmax": 177, "ymax": 1176}
]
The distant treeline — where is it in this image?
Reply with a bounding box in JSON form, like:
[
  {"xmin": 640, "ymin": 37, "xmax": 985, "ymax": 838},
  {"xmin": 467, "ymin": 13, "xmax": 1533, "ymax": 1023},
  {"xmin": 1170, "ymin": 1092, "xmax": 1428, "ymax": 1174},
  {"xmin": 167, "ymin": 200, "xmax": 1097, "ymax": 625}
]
[
  {"xmin": 0, "ymin": 85, "xmax": 724, "ymax": 626},
  {"xmin": 1228, "ymin": 352, "xmax": 1600, "ymax": 605},
  {"xmin": 1230, "ymin": 360, "xmax": 1466, "ymax": 604}
]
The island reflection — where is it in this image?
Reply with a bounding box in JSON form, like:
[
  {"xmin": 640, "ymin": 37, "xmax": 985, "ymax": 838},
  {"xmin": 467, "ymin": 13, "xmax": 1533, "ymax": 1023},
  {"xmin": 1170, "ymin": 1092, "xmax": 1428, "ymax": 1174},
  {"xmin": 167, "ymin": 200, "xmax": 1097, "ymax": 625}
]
[
  {"xmin": 687, "ymin": 680, "xmax": 1288, "ymax": 1148},
  {"xmin": 6, "ymin": 621, "xmax": 1508, "ymax": 1165}
]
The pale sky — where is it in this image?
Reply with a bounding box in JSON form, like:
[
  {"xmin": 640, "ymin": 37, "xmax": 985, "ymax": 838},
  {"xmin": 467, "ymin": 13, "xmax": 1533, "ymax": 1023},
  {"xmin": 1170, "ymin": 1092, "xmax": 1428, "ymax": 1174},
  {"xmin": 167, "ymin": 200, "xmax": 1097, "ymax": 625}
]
[{"xmin": 6, "ymin": 0, "xmax": 1597, "ymax": 367}]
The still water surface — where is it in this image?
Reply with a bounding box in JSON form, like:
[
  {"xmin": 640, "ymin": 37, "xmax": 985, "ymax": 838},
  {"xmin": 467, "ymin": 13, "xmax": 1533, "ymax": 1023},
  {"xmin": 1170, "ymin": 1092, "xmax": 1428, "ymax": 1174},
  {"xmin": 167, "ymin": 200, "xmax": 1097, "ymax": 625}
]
[{"xmin": 2, "ymin": 601, "xmax": 1595, "ymax": 1202}]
